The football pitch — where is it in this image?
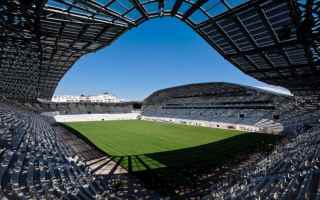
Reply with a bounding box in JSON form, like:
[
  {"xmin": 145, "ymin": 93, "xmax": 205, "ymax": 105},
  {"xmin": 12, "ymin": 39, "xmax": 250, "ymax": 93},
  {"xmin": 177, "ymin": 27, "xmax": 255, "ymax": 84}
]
[{"xmin": 63, "ymin": 120, "xmax": 279, "ymax": 171}]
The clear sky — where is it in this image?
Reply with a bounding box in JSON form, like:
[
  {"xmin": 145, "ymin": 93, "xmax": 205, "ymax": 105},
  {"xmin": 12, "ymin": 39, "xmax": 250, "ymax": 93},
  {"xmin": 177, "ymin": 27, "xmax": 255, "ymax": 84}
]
[{"xmin": 54, "ymin": 17, "xmax": 289, "ymax": 101}]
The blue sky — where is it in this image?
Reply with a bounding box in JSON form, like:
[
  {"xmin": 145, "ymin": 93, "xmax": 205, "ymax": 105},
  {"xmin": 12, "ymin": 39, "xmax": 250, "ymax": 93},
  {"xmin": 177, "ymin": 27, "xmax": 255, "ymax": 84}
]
[{"xmin": 54, "ymin": 17, "xmax": 288, "ymax": 101}]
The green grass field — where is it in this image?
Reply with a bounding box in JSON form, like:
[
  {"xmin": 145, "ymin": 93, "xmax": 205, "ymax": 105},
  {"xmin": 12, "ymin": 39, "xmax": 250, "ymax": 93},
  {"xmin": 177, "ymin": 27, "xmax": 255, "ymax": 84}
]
[
  {"xmin": 64, "ymin": 120, "xmax": 243, "ymax": 155},
  {"xmin": 63, "ymin": 120, "xmax": 279, "ymax": 172}
]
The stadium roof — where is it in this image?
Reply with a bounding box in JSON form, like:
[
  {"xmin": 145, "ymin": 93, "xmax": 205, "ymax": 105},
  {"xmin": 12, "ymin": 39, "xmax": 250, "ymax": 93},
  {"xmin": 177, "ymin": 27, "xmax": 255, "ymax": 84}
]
[
  {"xmin": 143, "ymin": 82, "xmax": 293, "ymax": 104},
  {"xmin": 0, "ymin": 0, "xmax": 319, "ymax": 101}
]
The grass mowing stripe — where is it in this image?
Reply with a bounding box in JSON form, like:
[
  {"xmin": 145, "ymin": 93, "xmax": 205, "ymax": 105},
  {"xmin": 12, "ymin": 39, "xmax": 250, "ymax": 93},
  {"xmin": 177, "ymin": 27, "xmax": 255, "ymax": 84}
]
[
  {"xmin": 64, "ymin": 120, "xmax": 243, "ymax": 156},
  {"xmin": 63, "ymin": 120, "xmax": 280, "ymax": 171}
]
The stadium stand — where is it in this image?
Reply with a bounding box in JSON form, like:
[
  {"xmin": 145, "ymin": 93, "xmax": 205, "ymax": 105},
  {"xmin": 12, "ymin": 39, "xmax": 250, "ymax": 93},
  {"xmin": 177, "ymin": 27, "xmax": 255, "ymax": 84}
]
[
  {"xmin": 20, "ymin": 101, "xmax": 138, "ymax": 115},
  {"xmin": 0, "ymin": 102, "xmax": 158, "ymax": 199},
  {"xmin": 205, "ymin": 125, "xmax": 320, "ymax": 199},
  {"xmin": 0, "ymin": 99, "xmax": 318, "ymax": 199},
  {"xmin": 142, "ymin": 82, "xmax": 316, "ymax": 135}
]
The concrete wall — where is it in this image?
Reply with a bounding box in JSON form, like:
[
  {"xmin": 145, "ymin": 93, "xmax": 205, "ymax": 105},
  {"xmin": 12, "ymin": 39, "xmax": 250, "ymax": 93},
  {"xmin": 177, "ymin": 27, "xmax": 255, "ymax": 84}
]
[
  {"xmin": 141, "ymin": 116, "xmax": 262, "ymax": 133},
  {"xmin": 55, "ymin": 113, "xmax": 140, "ymax": 122}
]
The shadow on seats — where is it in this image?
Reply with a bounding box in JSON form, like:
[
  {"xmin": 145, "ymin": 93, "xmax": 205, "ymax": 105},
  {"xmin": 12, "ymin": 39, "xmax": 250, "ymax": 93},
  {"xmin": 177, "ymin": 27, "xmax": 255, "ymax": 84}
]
[{"xmin": 60, "ymin": 123, "xmax": 282, "ymax": 197}]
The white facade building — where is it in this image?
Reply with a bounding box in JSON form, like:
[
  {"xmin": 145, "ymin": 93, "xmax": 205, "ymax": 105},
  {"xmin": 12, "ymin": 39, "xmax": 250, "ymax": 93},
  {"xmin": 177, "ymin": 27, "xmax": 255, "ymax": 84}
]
[{"xmin": 52, "ymin": 92, "xmax": 122, "ymax": 103}]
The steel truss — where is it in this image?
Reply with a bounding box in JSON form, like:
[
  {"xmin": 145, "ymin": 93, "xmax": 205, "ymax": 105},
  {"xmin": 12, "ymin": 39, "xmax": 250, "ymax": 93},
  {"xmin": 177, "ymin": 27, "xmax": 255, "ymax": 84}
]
[{"xmin": 0, "ymin": 0, "xmax": 319, "ymax": 101}]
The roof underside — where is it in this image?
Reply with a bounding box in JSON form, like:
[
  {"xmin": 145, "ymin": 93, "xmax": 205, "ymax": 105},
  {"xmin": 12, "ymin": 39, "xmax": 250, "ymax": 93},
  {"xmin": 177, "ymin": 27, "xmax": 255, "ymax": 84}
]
[{"xmin": 0, "ymin": 0, "xmax": 319, "ymax": 101}]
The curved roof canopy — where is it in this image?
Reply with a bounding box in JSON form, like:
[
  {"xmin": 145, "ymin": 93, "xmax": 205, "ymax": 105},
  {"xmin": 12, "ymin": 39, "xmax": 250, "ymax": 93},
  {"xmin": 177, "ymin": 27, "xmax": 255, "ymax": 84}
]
[
  {"xmin": 143, "ymin": 82, "xmax": 292, "ymax": 104},
  {"xmin": 0, "ymin": 0, "xmax": 319, "ymax": 101}
]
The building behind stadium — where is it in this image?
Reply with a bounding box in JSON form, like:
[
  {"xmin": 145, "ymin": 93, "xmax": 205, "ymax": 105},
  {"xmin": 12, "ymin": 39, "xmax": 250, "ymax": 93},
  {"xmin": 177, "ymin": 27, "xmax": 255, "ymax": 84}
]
[{"xmin": 51, "ymin": 92, "xmax": 122, "ymax": 103}]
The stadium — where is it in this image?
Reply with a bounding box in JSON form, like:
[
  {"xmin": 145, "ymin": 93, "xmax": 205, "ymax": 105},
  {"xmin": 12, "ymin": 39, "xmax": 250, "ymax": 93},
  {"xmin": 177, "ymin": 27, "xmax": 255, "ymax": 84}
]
[{"xmin": 1, "ymin": 0, "xmax": 320, "ymax": 199}]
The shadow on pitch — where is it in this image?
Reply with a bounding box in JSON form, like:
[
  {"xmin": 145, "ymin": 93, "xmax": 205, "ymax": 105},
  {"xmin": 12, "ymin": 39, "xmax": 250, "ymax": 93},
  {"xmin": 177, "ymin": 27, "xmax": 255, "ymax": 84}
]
[
  {"xmin": 110, "ymin": 133, "xmax": 280, "ymax": 197},
  {"xmin": 114, "ymin": 132, "xmax": 279, "ymax": 171},
  {"xmin": 59, "ymin": 123, "xmax": 281, "ymax": 198}
]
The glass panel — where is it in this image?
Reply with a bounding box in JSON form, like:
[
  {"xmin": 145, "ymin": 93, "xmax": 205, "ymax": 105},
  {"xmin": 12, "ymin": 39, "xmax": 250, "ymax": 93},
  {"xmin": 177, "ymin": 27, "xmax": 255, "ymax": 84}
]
[
  {"xmin": 178, "ymin": 2, "xmax": 192, "ymax": 14},
  {"xmin": 109, "ymin": 1, "xmax": 128, "ymax": 14},
  {"xmin": 226, "ymin": 0, "xmax": 249, "ymax": 8},
  {"xmin": 164, "ymin": 0, "xmax": 175, "ymax": 12},
  {"xmin": 190, "ymin": 10, "xmax": 209, "ymax": 23},
  {"xmin": 202, "ymin": 0, "xmax": 227, "ymax": 17},
  {"xmin": 144, "ymin": 2, "xmax": 159, "ymax": 14},
  {"xmin": 125, "ymin": 9, "xmax": 142, "ymax": 20}
]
